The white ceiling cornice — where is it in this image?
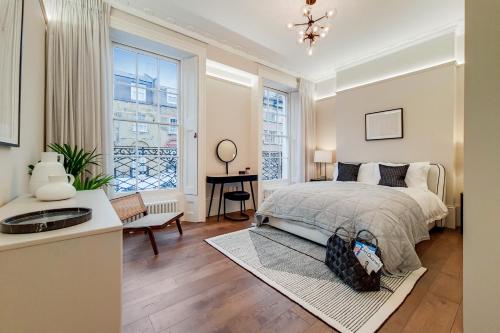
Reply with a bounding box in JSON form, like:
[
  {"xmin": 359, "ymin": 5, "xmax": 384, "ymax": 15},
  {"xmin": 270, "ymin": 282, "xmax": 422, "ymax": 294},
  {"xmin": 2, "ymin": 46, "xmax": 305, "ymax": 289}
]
[
  {"xmin": 310, "ymin": 19, "xmax": 464, "ymax": 83},
  {"xmin": 106, "ymin": 1, "xmax": 463, "ymax": 85},
  {"xmin": 106, "ymin": 0, "xmax": 305, "ymax": 80}
]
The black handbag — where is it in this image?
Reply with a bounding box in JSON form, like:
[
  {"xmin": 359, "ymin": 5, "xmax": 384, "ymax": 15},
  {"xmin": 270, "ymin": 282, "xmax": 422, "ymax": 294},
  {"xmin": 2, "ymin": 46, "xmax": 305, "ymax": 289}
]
[{"xmin": 325, "ymin": 227, "xmax": 383, "ymax": 292}]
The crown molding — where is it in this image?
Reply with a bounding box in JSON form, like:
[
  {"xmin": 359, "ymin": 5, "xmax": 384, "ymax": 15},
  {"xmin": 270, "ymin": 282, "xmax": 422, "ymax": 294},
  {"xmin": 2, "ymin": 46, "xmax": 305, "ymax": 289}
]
[
  {"xmin": 314, "ymin": 93, "xmax": 337, "ymax": 101},
  {"xmin": 106, "ymin": 1, "xmax": 303, "ymax": 80},
  {"xmin": 206, "ymin": 60, "xmax": 258, "ymax": 87},
  {"xmin": 107, "ymin": 1, "xmax": 463, "ymax": 84},
  {"xmin": 336, "ymin": 59, "xmax": 457, "ymax": 94},
  {"xmin": 311, "ymin": 19, "xmax": 464, "ymax": 83}
]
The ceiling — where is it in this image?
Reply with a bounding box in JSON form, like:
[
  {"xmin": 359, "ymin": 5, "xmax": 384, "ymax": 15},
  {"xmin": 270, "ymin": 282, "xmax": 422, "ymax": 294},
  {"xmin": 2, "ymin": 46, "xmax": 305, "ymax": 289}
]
[{"xmin": 111, "ymin": 0, "xmax": 464, "ymax": 81}]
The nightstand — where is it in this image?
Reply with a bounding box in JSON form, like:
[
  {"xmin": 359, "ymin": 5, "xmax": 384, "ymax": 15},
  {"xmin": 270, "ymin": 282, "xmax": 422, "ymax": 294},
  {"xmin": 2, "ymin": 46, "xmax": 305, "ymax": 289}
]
[{"xmin": 310, "ymin": 178, "xmax": 333, "ymax": 182}]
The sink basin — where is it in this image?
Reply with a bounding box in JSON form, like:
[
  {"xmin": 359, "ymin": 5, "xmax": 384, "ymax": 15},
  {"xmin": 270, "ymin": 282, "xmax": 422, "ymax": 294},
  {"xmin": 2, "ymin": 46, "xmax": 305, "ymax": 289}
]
[{"xmin": 0, "ymin": 207, "xmax": 92, "ymax": 234}]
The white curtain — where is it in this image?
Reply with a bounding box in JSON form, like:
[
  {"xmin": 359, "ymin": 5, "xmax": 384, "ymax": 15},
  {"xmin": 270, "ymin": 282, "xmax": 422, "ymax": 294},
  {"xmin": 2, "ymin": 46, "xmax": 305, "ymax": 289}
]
[
  {"xmin": 45, "ymin": 0, "xmax": 112, "ymax": 173},
  {"xmin": 290, "ymin": 78, "xmax": 316, "ymax": 183}
]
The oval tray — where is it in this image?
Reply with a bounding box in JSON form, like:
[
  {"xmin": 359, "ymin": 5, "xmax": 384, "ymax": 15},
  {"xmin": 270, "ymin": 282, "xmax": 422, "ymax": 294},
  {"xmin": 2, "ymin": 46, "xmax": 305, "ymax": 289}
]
[{"xmin": 0, "ymin": 207, "xmax": 92, "ymax": 234}]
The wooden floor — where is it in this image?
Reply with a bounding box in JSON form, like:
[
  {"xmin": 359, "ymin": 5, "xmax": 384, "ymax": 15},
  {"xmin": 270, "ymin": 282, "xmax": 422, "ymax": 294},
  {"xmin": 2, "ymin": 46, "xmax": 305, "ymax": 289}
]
[{"xmin": 122, "ymin": 212, "xmax": 463, "ymax": 333}]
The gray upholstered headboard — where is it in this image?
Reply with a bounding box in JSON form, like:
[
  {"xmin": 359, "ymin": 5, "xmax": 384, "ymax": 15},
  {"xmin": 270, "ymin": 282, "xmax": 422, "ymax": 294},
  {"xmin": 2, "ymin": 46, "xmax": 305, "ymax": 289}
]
[
  {"xmin": 428, "ymin": 163, "xmax": 446, "ymax": 202},
  {"xmin": 332, "ymin": 162, "xmax": 447, "ymax": 202}
]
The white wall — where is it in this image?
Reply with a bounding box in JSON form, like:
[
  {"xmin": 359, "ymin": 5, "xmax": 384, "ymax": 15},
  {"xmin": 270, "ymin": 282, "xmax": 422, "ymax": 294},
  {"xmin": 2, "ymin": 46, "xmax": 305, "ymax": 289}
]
[
  {"xmin": 463, "ymin": 0, "xmax": 500, "ymax": 330},
  {"xmin": 453, "ymin": 65, "xmax": 464, "ymax": 206},
  {"xmin": 0, "ymin": 0, "xmax": 46, "ymax": 206},
  {"xmin": 316, "ymin": 62, "xmax": 464, "ymax": 217},
  {"xmin": 315, "ymin": 78, "xmax": 336, "ymax": 100},
  {"xmin": 315, "ymin": 96, "xmax": 336, "ymax": 179},
  {"xmin": 337, "ymin": 32, "xmax": 456, "ymax": 92},
  {"xmin": 205, "ymin": 76, "xmax": 257, "ymax": 215}
]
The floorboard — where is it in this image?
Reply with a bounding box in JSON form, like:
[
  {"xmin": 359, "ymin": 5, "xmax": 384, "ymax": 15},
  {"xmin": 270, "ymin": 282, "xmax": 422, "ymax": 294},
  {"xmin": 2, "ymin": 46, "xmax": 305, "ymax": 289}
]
[{"xmin": 123, "ymin": 213, "xmax": 463, "ymax": 333}]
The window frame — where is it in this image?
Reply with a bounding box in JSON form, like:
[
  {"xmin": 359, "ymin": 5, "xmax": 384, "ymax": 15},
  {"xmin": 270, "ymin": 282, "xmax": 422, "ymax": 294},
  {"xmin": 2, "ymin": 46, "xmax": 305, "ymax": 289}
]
[
  {"xmin": 111, "ymin": 42, "xmax": 182, "ymax": 194},
  {"xmin": 261, "ymin": 86, "xmax": 291, "ymax": 185}
]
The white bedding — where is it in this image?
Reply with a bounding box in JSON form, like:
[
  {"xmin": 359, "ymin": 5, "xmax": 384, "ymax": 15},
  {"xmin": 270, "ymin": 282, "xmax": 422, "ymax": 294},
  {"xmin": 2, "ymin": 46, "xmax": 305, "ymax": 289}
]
[
  {"xmin": 257, "ymin": 182, "xmax": 433, "ymax": 274},
  {"xmin": 392, "ymin": 187, "xmax": 448, "ymax": 225},
  {"xmin": 257, "ymin": 181, "xmax": 449, "ymax": 274},
  {"xmin": 329, "ymin": 178, "xmax": 448, "ymax": 225}
]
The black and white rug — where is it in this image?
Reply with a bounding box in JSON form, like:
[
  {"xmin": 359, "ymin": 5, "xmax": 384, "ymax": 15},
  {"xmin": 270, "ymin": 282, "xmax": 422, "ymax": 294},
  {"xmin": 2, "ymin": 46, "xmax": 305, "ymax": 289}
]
[{"xmin": 205, "ymin": 226, "xmax": 426, "ymax": 333}]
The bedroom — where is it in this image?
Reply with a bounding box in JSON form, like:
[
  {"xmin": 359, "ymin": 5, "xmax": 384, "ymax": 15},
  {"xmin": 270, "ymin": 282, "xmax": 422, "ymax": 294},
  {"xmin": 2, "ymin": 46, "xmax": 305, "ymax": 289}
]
[{"xmin": 0, "ymin": 0, "xmax": 497, "ymax": 332}]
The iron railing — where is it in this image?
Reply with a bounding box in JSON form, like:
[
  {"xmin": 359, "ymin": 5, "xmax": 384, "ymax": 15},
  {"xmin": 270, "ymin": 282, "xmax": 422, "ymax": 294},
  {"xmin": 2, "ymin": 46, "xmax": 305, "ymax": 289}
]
[
  {"xmin": 113, "ymin": 147, "xmax": 284, "ymax": 191},
  {"xmin": 262, "ymin": 151, "xmax": 283, "ymax": 181},
  {"xmin": 113, "ymin": 146, "xmax": 177, "ymax": 192}
]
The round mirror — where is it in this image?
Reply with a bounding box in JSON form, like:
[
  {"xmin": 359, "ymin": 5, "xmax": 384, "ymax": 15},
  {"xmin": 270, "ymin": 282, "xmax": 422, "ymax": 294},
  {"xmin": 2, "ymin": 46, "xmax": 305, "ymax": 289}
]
[{"xmin": 216, "ymin": 139, "xmax": 237, "ymax": 162}]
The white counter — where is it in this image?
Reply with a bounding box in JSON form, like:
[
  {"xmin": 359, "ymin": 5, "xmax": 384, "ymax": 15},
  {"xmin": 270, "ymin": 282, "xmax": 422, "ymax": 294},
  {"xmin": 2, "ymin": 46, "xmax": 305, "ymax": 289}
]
[
  {"xmin": 0, "ymin": 189, "xmax": 123, "ymax": 333},
  {"xmin": 0, "ymin": 189, "xmax": 123, "ymax": 251}
]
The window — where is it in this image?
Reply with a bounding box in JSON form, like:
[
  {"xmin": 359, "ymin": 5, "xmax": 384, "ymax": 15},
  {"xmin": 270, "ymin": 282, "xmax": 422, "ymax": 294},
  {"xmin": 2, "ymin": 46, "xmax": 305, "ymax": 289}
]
[
  {"xmin": 112, "ymin": 45, "xmax": 180, "ymax": 193},
  {"xmin": 262, "ymin": 88, "xmax": 289, "ymax": 181},
  {"xmin": 131, "ymin": 123, "xmax": 148, "ymax": 133},
  {"xmin": 130, "ymin": 83, "xmax": 146, "ymax": 102}
]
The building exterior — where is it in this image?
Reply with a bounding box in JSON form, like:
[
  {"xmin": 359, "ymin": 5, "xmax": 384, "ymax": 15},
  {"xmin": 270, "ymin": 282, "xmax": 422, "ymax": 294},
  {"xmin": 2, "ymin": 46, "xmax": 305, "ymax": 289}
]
[{"xmin": 112, "ymin": 66, "xmax": 179, "ymax": 192}]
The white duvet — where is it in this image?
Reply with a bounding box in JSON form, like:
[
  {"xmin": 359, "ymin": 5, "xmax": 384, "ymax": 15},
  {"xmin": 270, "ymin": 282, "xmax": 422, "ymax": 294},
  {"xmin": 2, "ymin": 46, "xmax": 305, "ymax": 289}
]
[
  {"xmin": 256, "ymin": 182, "xmax": 448, "ymax": 274},
  {"xmin": 392, "ymin": 187, "xmax": 448, "ymax": 225}
]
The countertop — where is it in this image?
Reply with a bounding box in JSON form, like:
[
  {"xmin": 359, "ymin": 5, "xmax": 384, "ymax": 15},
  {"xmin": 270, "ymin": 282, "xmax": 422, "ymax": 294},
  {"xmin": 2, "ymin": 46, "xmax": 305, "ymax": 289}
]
[{"xmin": 0, "ymin": 189, "xmax": 123, "ymax": 252}]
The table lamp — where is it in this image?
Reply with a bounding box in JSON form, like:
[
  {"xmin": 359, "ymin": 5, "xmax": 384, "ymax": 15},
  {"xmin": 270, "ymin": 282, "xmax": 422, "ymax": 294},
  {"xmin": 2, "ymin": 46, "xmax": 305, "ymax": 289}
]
[{"xmin": 314, "ymin": 150, "xmax": 333, "ymax": 180}]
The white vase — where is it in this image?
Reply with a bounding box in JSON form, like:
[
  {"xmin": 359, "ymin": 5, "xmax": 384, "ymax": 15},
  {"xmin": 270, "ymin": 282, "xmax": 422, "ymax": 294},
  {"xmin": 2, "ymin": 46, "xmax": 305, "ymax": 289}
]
[
  {"xmin": 29, "ymin": 152, "xmax": 68, "ymax": 195},
  {"xmin": 35, "ymin": 175, "xmax": 76, "ymax": 201}
]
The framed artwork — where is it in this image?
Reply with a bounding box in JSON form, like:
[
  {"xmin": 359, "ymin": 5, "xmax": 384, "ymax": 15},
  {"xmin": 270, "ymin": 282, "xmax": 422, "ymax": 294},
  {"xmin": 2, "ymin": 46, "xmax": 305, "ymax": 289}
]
[
  {"xmin": 0, "ymin": 0, "xmax": 24, "ymax": 147},
  {"xmin": 365, "ymin": 108, "xmax": 403, "ymax": 141}
]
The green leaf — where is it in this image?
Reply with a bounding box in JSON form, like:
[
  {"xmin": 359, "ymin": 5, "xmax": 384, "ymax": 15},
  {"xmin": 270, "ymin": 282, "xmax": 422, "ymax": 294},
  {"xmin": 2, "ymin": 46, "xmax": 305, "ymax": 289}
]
[
  {"xmin": 74, "ymin": 175, "xmax": 113, "ymax": 191},
  {"xmin": 46, "ymin": 143, "xmax": 112, "ymax": 191}
]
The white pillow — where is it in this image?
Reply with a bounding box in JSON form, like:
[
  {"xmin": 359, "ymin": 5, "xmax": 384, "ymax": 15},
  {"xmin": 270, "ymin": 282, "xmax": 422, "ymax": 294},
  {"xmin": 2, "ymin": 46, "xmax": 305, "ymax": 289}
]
[
  {"xmin": 406, "ymin": 162, "xmax": 431, "ymax": 189},
  {"xmin": 333, "ymin": 162, "xmax": 378, "ymax": 184},
  {"xmin": 357, "ymin": 162, "xmax": 379, "ymax": 184},
  {"xmin": 376, "ymin": 162, "xmax": 431, "ymax": 189}
]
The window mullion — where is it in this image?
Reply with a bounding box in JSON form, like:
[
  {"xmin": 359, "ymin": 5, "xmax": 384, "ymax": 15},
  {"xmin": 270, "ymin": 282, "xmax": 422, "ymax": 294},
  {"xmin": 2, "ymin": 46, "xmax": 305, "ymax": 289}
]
[
  {"xmin": 112, "ymin": 44, "xmax": 180, "ymax": 193},
  {"xmin": 134, "ymin": 50, "xmax": 139, "ymax": 192}
]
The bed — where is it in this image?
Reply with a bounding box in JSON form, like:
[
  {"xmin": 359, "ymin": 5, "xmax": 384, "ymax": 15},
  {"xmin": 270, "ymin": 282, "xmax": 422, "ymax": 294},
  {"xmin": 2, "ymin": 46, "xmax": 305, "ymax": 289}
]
[{"xmin": 255, "ymin": 163, "xmax": 448, "ymax": 274}]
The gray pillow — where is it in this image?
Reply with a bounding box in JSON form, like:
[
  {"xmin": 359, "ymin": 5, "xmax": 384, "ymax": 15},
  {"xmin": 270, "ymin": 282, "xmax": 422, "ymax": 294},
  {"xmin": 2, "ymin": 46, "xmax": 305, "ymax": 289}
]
[
  {"xmin": 337, "ymin": 162, "xmax": 361, "ymax": 182},
  {"xmin": 378, "ymin": 164, "xmax": 409, "ymax": 187}
]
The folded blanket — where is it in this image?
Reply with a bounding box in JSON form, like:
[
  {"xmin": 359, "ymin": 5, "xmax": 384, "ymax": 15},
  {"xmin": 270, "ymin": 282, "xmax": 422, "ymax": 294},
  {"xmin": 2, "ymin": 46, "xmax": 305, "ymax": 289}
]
[{"xmin": 256, "ymin": 182, "xmax": 429, "ymax": 274}]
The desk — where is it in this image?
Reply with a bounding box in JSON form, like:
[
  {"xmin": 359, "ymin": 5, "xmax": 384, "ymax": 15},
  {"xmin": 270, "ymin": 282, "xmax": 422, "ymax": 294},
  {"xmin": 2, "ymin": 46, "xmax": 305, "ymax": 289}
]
[{"xmin": 206, "ymin": 174, "xmax": 258, "ymax": 220}]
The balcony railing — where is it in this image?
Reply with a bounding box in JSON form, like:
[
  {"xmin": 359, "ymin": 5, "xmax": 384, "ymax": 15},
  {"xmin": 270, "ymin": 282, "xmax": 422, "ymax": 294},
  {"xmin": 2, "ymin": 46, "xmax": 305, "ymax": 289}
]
[
  {"xmin": 262, "ymin": 151, "xmax": 283, "ymax": 181},
  {"xmin": 113, "ymin": 146, "xmax": 177, "ymax": 192},
  {"xmin": 113, "ymin": 147, "xmax": 284, "ymax": 191}
]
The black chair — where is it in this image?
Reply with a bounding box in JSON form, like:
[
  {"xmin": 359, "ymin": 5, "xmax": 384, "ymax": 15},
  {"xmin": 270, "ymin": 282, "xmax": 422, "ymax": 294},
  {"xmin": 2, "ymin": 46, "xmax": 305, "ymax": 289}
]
[{"xmin": 224, "ymin": 190, "xmax": 250, "ymax": 221}]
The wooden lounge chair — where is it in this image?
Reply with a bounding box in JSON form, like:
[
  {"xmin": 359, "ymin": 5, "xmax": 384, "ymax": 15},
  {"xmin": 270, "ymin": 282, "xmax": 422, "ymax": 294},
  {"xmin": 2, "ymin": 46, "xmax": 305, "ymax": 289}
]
[{"xmin": 110, "ymin": 193, "xmax": 183, "ymax": 255}]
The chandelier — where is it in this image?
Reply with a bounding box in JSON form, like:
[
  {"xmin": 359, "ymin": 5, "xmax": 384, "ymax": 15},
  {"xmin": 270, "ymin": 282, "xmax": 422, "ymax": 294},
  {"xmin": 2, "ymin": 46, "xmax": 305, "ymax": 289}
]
[{"xmin": 287, "ymin": 0, "xmax": 336, "ymax": 56}]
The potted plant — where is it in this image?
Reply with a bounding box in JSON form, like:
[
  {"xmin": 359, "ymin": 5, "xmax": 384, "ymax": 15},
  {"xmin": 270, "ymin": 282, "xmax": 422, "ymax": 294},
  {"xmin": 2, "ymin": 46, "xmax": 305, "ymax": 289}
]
[{"xmin": 30, "ymin": 144, "xmax": 113, "ymax": 191}]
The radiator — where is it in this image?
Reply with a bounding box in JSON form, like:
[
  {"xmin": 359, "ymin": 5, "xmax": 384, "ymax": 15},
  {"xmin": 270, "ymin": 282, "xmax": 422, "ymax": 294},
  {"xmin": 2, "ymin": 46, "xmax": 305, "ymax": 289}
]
[
  {"xmin": 125, "ymin": 200, "xmax": 179, "ymax": 223},
  {"xmin": 145, "ymin": 200, "xmax": 179, "ymax": 214}
]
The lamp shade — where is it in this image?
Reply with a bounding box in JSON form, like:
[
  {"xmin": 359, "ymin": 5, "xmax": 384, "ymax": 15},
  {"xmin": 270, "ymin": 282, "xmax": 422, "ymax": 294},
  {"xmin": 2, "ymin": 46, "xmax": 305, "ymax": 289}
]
[{"xmin": 314, "ymin": 150, "xmax": 333, "ymax": 163}]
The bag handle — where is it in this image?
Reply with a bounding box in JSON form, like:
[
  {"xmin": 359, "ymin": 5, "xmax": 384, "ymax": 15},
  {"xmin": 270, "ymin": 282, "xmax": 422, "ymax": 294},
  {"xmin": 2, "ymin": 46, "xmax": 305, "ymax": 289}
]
[
  {"xmin": 355, "ymin": 229, "xmax": 379, "ymax": 248},
  {"xmin": 333, "ymin": 226, "xmax": 351, "ymax": 239}
]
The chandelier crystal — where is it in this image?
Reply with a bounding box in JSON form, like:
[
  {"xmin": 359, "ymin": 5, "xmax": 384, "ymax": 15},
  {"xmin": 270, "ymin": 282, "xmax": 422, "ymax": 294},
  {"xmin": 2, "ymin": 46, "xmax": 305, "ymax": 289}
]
[{"xmin": 287, "ymin": 0, "xmax": 336, "ymax": 56}]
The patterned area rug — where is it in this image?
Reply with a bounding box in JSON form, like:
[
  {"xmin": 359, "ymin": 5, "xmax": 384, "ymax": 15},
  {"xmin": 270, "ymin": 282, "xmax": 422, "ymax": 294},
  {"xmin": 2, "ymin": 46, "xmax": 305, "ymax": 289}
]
[{"xmin": 205, "ymin": 226, "xmax": 426, "ymax": 333}]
